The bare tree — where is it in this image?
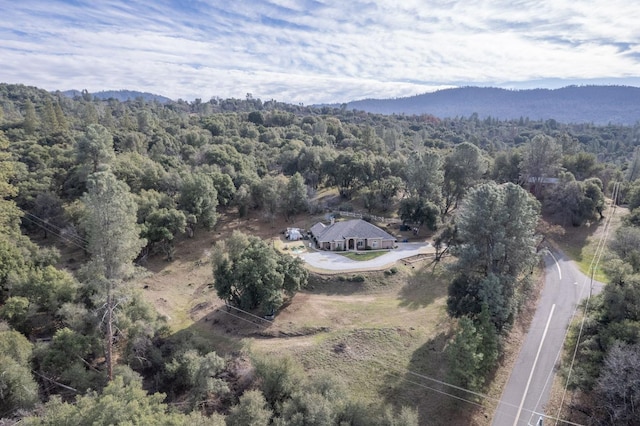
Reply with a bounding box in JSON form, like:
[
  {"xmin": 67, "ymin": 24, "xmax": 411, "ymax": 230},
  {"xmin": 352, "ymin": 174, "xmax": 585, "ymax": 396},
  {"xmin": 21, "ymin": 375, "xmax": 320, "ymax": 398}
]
[{"xmin": 593, "ymin": 342, "xmax": 640, "ymax": 425}]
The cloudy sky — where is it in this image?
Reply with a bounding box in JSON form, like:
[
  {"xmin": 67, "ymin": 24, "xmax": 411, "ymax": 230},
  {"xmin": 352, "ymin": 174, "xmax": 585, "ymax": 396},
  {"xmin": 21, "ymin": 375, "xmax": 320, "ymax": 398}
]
[{"xmin": 2, "ymin": 0, "xmax": 640, "ymax": 104}]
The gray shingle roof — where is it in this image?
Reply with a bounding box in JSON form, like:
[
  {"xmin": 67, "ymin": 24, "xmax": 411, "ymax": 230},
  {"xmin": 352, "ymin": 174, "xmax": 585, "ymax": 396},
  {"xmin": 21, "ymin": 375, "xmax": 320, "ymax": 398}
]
[{"xmin": 311, "ymin": 219, "xmax": 396, "ymax": 242}]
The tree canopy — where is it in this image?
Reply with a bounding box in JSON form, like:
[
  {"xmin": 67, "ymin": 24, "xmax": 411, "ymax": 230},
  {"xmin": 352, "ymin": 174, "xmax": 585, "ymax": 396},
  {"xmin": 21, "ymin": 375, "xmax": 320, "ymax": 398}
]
[
  {"xmin": 0, "ymin": 82, "xmax": 633, "ymax": 424},
  {"xmin": 213, "ymin": 232, "xmax": 308, "ymax": 314}
]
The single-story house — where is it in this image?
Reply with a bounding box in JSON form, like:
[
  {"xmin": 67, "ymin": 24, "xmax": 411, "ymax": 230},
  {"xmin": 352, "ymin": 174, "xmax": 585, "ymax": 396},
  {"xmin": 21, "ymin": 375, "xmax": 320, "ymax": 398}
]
[{"xmin": 310, "ymin": 219, "xmax": 396, "ymax": 251}]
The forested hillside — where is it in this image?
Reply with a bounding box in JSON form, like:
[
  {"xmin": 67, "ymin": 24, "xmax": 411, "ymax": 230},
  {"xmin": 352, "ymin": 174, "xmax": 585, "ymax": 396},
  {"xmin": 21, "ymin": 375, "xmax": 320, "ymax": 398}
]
[
  {"xmin": 1, "ymin": 82, "xmax": 639, "ymax": 424},
  {"xmin": 346, "ymin": 85, "xmax": 640, "ymax": 125},
  {"xmin": 62, "ymin": 89, "xmax": 173, "ymax": 103}
]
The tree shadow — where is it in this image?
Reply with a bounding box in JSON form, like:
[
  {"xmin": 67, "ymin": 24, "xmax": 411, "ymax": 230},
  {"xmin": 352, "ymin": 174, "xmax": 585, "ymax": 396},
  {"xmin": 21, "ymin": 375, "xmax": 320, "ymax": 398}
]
[
  {"xmin": 304, "ymin": 273, "xmax": 378, "ymax": 296},
  {"xmin": 381, "ymin": 330, "xmax": 482, "ymax": 425},
  {"xmin": 543, "ymin": 214, "xmax": 605, "ymax": 264},
  {"xmin": 397, "ymin": 262, "xmax": 449, "ymax": 309},
  {"xmin": 161, "ymin": 304, "xmax": 270, "ymax": 361}
]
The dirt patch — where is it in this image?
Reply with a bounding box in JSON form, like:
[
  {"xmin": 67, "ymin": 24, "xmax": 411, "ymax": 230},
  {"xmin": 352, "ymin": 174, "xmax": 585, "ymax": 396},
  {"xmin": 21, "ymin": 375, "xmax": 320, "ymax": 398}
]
[{"xmin": 134, "ymin": 209, "xmax": 327, "ymax": 330}]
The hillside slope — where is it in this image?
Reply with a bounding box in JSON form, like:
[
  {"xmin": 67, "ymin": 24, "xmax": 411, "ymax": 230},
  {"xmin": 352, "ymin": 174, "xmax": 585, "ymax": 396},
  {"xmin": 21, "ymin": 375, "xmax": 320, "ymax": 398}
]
[{"xmin": 346, "ymin": 86, "xmax": 640, "ymax": 125}]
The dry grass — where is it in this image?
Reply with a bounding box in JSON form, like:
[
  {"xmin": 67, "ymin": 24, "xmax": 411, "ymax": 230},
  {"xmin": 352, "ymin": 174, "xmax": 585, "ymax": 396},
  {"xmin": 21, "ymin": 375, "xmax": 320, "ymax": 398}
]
[
  {"xmin": 135, "ymin": 215, "xmax": 469, "ymax": 424},
  {"xmin": 245, "ymin": 261, "xmax": 467, "ymax": 425},
  {"xmin": 551, "ymin": 202, "xmax": 628, "ymax": 282},
  {"xmin": 130, "ymin": 205, "xmax": 573, "ymax": 424}
]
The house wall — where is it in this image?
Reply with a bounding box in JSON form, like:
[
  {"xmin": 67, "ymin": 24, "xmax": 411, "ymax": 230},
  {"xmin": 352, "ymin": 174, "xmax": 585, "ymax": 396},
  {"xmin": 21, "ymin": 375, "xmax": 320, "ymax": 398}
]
[
  {"xmin": 381, "ymin": 240, "xmax": 395, "ymax": 249},
  {"xmin": 367, "ymin": 238, "xmax": 381, "ymax": 249}
]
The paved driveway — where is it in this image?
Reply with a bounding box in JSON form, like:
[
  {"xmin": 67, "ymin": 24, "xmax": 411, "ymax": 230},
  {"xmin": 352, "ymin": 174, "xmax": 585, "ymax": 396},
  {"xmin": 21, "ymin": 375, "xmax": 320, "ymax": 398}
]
[{"xmin": 299, "ymin": 242, "xmax": 434, "ymax": 272}]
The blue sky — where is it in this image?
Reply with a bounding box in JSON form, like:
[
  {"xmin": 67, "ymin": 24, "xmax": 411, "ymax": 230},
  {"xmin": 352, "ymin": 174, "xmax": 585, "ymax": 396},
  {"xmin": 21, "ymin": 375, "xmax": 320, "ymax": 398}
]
[{"xmin": 2, "ymin": 0, "xmax": 640, "ymax": 103}]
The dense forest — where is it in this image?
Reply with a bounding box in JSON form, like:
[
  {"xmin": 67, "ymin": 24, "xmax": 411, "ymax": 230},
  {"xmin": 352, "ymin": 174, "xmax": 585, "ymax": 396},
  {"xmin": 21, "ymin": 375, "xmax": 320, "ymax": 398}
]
[{"xmin": 1, "ymin": 82, "xmax": 639, "ymax": 425}]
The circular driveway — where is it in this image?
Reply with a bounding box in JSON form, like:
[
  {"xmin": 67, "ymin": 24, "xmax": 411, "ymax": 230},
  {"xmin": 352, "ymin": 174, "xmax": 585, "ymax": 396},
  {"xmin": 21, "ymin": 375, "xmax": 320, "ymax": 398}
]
[{"xmin": 299, "ymin": 242, "xmax": 434, "ymax": 272}]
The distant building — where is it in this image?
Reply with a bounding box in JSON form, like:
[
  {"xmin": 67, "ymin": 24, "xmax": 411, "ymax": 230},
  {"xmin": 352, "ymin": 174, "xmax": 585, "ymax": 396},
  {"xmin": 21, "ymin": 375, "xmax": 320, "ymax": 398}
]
[
  {"xmin": 526, "ymin": 176, "xmax": 559, "ymax": 197},
  {"xmin": 309, "ymin": 219, "xmax": 396, "ymax": 251},
  {"xmin": 286, "ymin": 228, "xmax": 303, "ymax": 241},
  {"xmin": 527, "ymin": 176, "xmax": 560, "ymax": 185}
]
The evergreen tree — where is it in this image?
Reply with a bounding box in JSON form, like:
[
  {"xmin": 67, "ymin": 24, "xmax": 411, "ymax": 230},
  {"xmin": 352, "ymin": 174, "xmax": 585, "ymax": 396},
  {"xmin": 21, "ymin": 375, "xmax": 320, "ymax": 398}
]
[
  {"xmin": 450, "ymin": 182, "xmax": 540, "ymax": 330},
  {"xmin": 0, "ymin": 329, "xmax": 39, "ymax": 416},
  {"xmin": 178, "ymin": 172, "xmax": 218, "ymax": 233},
  {"xmin": 76, "ymin": 124, "xmax": 116, "ymax": 173},
  {"xmin": 442, "ymin": 142, "xmax": 487, "ymax": 216},
  {"xmin": 446, "ymin": 317, "xmax": 484, "ymax": 392},
  {"xmin": 42, "ymin": 97, "xmax": 59, "ymax": 135},
  {"xmin": 283, "ymin": 172, "xmax": 308, "ymax": 219},
  {"xmin": 226, "ymin": 390, "xmax": 272, "ymax": 426},
  {"xmin": 82, "ymin": 170, "xmax": 145, "ymax": 380},
  {"xmin": 23, "ymin": 99, "xmax": 38, "ymax": 135}
]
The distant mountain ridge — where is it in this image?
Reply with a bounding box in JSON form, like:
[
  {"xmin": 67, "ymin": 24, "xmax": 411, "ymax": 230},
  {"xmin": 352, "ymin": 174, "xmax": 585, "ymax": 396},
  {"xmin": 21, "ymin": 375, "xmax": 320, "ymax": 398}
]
[
  {"xmin": 61, "ymin": 89, "xmax": 172, "ymax": 103},
  {"xmin": 346, "ymin": 86, "xmax": 640, "ymax": 125}
]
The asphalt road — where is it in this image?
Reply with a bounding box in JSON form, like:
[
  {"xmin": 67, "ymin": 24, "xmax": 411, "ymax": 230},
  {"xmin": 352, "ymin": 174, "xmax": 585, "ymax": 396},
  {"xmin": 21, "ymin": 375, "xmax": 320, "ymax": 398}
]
[
  {"xmin": 299, "ymin": 242, "xmax": 433, "ymax": 271},
  {"xmin": 492, "ymin": 248, "xmax": 604, "ymax": 426}
]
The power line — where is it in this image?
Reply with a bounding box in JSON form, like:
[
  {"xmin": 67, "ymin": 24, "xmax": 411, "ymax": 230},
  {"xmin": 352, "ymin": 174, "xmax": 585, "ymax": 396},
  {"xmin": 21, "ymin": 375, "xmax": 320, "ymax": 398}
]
[
  {"xmin": 380, "ymin": 361, "xmax": 584, "ymax": 426},
  {"xmin": 14, "ymin": 193, "xmax": 608, "ymax": 424},
  {"xmin": 20, "ymin": 212, "xmax": 89, "ymax": 252},
  {"xmin": 554, "ymin": 181, "xmax": 620, "ymax": 425},
  {"xmin": 214, "ymin": 307, "xmax": 272, "ymax": 328},
  {"xmin": 23, "ymin": 211, "xmax": 89, "ymax": 245},
  {"xmin": 218, "ymin": 302, "xmax": 582, "ymax": 425},
  {"xmin": 225, "ymin": 304, "xmax": 273, "ymax": 324}
]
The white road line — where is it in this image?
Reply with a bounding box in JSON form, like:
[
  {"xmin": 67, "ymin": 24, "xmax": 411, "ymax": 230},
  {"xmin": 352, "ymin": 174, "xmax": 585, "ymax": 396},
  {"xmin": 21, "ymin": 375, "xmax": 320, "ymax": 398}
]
[
  {"xmin": 513, "ymin": 304, "xmax": 556, "ymax": 426},
  {"xmin": 547, "ymin": 250, "xmax": 562, "ymax": 280}
]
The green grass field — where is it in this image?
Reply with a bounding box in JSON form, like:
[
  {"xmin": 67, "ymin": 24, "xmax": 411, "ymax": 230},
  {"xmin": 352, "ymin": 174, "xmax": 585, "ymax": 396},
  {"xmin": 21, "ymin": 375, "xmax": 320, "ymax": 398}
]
[{"xmin": 339, "ymin": 250, "xmax": 389, "ymax": 261}]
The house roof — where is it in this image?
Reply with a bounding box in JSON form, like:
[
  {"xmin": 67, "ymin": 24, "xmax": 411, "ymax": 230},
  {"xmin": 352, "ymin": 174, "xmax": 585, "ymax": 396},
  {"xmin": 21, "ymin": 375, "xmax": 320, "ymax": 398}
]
[
  {"xmin": 526, "ymin": 176, "xmax": 559, "ymax": 184},
  {"xmin": 310, "ymin": 219, "xmax": 396, "ymax": 243}
]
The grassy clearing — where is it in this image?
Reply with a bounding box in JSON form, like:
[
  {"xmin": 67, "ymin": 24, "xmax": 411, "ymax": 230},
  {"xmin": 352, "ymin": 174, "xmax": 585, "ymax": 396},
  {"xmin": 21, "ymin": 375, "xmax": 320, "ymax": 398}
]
[
  {"xmin": 551, "ymin": 204, "xmax": 627, "ymax": 282},
  {"xmin": 339, "ymin": 250, "xmax": 389, "ymax": 261},
  {"xmin": 132, "ymin": 209, "xmax": 476, "ymax": 423},
  {"xmin": 242, "ymin": 261, "xmax": 477, "ymax": 425}
]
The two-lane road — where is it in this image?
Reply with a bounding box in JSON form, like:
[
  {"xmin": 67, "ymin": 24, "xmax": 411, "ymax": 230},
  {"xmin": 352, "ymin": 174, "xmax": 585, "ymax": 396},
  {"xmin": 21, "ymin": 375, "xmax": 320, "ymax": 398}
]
[{"xmin": 492, "ymin": 248, "xmax": 603, "ymax": 426}]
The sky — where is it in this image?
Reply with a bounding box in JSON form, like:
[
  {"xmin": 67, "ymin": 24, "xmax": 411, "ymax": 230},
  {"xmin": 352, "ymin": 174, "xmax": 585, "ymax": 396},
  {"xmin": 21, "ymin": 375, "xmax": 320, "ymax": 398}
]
[{"xmin": 2, "ymin": 0, "xmax": 640, "ymax": 104}]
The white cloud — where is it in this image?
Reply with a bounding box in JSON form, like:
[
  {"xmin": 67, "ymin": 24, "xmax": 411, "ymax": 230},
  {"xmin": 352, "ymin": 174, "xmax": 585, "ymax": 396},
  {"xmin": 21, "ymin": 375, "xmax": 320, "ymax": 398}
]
[{"xmin": 0, "ymin": 0, "xmax": 639, "ymax": 103}]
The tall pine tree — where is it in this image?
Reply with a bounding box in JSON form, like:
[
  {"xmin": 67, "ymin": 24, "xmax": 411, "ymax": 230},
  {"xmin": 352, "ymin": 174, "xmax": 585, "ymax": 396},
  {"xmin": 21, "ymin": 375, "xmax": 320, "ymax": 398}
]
[{"xmin": 82, "ymin": 170, "xmax": 144, "ymax": 380}]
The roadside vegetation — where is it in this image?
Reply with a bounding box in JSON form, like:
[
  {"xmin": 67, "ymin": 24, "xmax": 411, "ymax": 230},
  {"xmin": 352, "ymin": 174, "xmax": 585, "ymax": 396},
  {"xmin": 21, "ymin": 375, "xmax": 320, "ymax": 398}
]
[
  {"xmin": 550, "ymin": 185, "xmax": 640, "ymax": 425},
  {"xmin": 0, "ymin": 83, "xmax": 636, "ymax": 424}
]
